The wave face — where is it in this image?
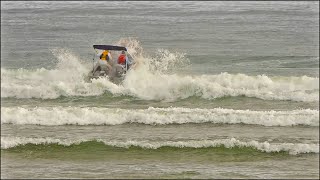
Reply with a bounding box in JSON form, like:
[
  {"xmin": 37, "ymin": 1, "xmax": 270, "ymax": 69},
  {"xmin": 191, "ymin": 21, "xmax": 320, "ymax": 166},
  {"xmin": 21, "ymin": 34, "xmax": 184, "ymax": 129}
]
[
  {"xmin": 2, "ymin": 136, "xmax": 318, "ymax": 155},
  {"xmin": 1, "ymin": 39, "xmax": 319, "ymax": 102},
  {"xmin": 1, "ymin": 2, "xmax": 319, "ymax": 179},
  {"xmin": 1, "ymin": 106, "xmax": 318, "ymax": 126}
]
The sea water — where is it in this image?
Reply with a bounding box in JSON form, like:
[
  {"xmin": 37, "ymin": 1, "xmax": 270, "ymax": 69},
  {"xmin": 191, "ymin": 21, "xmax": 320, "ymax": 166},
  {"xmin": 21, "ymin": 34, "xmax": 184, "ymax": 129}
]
[{"xmin": 1, "ymin": 1, "xmax": 319, "ymax": 179}]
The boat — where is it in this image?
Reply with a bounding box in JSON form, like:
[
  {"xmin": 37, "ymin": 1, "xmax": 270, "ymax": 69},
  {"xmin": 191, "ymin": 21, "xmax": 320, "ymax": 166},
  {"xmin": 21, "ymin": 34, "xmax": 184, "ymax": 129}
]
[{"xmin": 87, "ymin": 45, "xmax": 133, "ymax": 83}]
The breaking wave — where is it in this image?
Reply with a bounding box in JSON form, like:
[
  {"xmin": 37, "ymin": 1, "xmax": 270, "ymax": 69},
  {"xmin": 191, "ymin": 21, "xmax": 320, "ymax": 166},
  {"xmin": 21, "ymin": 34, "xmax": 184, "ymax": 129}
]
[
  {"xmin": 1, "ymin": 106, "xmax": 318, "ymax": 126},
  {"xmin": 1, "ymin": 136, "xmax": 318, "ymax": 155},
  {"xmin": 1, "ymin": 38, "xmax": 319, "ymax": 102}
]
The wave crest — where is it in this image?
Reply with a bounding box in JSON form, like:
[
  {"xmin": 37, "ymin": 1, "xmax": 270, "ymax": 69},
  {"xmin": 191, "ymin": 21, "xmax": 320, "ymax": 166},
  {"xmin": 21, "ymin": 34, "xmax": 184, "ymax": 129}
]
[
  {"xmin": 1, "ymin": 106, "xmax": 318, "ymax": 126},
  {"xmin": 2, "ymin": 136, "xmax": 318, "ymax": 155},
  {"xmin": 1, "ymin": 38, "xmax": 318, "ymax": 101}
]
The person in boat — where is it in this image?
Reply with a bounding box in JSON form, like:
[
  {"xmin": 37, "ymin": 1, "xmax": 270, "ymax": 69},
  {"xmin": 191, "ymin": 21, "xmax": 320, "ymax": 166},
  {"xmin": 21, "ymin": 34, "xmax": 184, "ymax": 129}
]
[
  {"xmin": 93, "ymin": 50, "xmax": 112, "ymax": 75},
  {"xmin": 117, "ymin": 50, "xmax": 126, "ymax": 65},
  {"xmin": 117, "ymin": 50, "xmax": 134, "ymax": 70}
]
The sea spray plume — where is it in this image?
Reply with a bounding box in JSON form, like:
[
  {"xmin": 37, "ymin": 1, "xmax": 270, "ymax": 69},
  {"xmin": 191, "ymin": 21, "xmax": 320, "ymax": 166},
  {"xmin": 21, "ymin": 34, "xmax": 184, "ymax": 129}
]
[
  {"xmin": 115, "ymin": 38, "xmax": 192, "ymax": 100},
  {"xmin": 148, "ymin": 49, "xmax": 190, "ymax": 73},
  {"xmin": 116, "ymin": 37, "xmax": 144, "ymax": 58},
  {"xmin": 51, "ymin": 48, "xmax": 88, "ymax": 74},
  {"xmin": 115, "ymin": 37, "xmax": 190, "ymax": 73},
  {"xmin": 2, "ymin": 106, "xmax": 319, "ymax": 126},
  {"xmin": 121, "ymin": 53, "xmax": 192, "ymax": 100},
  {"xmin": 0, "ymin": 48, "xmax": 114, "ymax": 99}
]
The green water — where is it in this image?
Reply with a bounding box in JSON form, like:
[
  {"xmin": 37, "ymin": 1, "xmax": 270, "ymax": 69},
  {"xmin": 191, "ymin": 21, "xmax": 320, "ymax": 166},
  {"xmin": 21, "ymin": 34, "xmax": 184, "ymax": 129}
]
[{"xmin": 1, "ymin": 1, "xmax": 319, "ymax": 179}]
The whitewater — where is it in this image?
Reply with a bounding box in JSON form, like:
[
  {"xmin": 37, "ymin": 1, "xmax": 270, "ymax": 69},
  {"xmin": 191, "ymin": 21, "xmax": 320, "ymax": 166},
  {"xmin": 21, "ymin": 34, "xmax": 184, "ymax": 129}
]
[
  {"xmin": 1, "ymin": 49, "xmax": 319, "ymax": 101},
  {"xmin": 2, "ymin": 136, "xmax": 319, "ymax": 155},
  {"xmin": 1, "ymin": 106, "xmax": 319, "ymax": 126},
  {"xmin": 1, "ymin": 1, "xmax": 319, "ymax": 179}
]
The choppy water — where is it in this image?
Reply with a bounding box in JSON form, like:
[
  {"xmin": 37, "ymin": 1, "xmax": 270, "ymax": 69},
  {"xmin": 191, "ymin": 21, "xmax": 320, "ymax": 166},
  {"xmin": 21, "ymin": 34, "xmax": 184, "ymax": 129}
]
[{"xmin": 1, "ymin": 1, "xmax": 319, "ymax": 179}]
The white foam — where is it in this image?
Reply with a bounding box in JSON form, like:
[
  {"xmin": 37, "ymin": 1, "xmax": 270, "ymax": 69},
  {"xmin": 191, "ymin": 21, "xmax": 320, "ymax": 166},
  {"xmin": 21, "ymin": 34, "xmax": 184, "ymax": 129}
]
[
  {"xmin": 1, "ymin": 136, "xmax": 318, "ymax": 155},
  {"xmin": 1, "ymin": 39, "xmax": 319, "ymax": 102},
  {"xmin": 1, "ymin": 106, "xmax": 318, "ymax": 126}
]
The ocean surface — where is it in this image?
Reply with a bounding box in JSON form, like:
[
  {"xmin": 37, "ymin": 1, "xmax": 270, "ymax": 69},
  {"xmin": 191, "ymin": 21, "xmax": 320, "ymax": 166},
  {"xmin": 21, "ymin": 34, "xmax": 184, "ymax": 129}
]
[{"xmin": 1, "ymin": 1, "xmax": 319, "ymax": 179}]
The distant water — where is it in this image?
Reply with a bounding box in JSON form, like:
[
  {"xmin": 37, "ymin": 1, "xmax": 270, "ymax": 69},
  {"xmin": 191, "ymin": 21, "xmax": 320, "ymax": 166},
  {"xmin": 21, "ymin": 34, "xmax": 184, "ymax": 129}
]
[{"xmin": 1, "ymin": 1, "xmax": 319, "ymax": 179}]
